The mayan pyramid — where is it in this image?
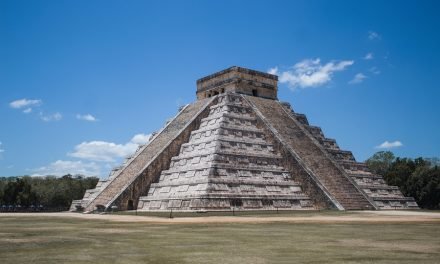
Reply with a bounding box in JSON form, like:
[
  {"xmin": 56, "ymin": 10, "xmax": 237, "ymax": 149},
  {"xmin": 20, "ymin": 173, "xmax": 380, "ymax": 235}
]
[{"xmin": 71, "ymin": 66, "xmax": 418, "ymax": 212}]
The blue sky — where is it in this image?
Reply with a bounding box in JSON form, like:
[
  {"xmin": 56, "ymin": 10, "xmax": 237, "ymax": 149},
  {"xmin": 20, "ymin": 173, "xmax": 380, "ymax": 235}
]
[{"xmin": 1, "ymin": 0, "xmax": 439, "ymax": 177}]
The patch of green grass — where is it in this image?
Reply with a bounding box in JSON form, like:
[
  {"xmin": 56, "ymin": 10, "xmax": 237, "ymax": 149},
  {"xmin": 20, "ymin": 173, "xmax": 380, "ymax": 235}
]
[{"xmin": 0, "ymin": 216, "xmax": 439, "ymax": 263}]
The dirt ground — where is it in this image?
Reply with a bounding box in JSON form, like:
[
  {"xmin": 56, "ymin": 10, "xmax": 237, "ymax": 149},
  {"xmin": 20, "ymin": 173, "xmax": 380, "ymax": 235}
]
[{"xmin": 1, "ymin": 210, "xmax": 439, "ymax": 224}]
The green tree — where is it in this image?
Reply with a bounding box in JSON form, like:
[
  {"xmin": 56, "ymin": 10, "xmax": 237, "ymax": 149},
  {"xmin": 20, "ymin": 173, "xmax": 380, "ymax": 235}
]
[
  {"xmin": 0, "ymin": 175, "xmax": 99, "ymax": 209},
  {"xmin": 406, "ymin": 165, "xmax": 440, "ymax": 209},
  {"xmin": 0, "ymin": 179, "xmax": 5, "ymax": 204},
  {"xmin": 366, "ymin": 152, "xmax": 440, "ymax": 209},
  {"xmin": 365, "ymin": 151, "xmax": 395, "ymax": 176},
  {"xmin": 3, "ymin": 180, "xmax": 19, "ymax": 205}
]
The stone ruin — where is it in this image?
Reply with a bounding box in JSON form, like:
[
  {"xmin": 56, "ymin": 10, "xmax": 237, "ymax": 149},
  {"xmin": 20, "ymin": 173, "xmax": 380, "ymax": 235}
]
[{"xmin": 71, "ymin": 66, "xmax": 419, "ymax": 212}]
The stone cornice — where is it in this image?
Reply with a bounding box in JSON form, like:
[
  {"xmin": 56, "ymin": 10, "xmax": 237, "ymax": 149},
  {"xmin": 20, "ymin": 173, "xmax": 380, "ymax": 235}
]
[{"xmin": 197, "ymin": 66, "xmax": 278, "ymax": 85}]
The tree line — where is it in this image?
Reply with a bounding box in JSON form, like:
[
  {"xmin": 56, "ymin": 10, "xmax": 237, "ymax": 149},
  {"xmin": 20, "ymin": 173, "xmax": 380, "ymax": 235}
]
[
  {"xmin": 366, "ymin": 151, "xmax": 440, "ymax": 209},
  {"xmin": 0, "ymin": 175, "xmax": 98, "ymax": 210}
]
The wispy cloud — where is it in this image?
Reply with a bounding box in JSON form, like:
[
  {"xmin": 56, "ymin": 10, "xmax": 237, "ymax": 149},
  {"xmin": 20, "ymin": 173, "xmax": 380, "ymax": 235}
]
[
  {"xmin": 269, "ymin": 58, "xmax": 354, "ymax": 89},
  {"xmin": 40, "ymin": 112, "xmax": 62, "ymax": 122},
  {"xmin": 9, "ymin": 98, "xmax": 42, "ymax": 109},
  {"xmin": 33, "ymin": 160, "xmax": 101, "ymax": 177},
  {"xmin": 375, "ymin": 140, "xmax": 403, "ymax": 149},
  {"xmin": 369, "ymin": 67, "xmax": 381, "ymax": 75},
  {"xmin": 368, "ymin": 31, "xmax": 381, "ymax": 40},
  {"xmin": 76, "ymin": 114, "xmax": 98, "ymax": 122},
  {"xmin": 9, "ymin": 98, "xmax": 42, "ymax": 113},
  {"xmin": 349, "ymin": 73, "xmax": 367, "ymax": 84},
  {"xmin": 68, "ymin": 133, "xmax": 151, "ymax": 162},
  {"xmin": 363, "ymin": 52, "xmax": 374, "ymax": 60},
  {"xmin": 10, "ymin": 98, "xmax": 64, "ymax": 122},
  {"xmin": 0, "ymin": 142, "xmax": 4, "ymax": 159}
]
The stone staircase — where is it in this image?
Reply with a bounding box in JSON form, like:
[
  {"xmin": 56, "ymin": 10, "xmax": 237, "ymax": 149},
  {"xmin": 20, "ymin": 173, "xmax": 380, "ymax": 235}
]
[
  {"xmin": 245, "ymin": 96, "xmax": 375, "ymax": 210},
  {"xmin": 281, "ymin": 102, "xmax": 419, "ymax": 210},
  {"xmin": 80, "ymin": 97, "xmax": 214, "ymax": 212},
  {"xmin": 138, "ymin": 93, "xmax": 313, "ymax": 211}
]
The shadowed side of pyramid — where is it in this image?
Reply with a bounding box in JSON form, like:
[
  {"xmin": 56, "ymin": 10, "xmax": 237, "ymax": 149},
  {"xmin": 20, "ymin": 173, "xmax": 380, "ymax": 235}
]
[
  {"xmin": 279, "ymin": 105, "xmax": 419, "ymax": 210},
  {"xmin": 245, "ymin": 96, "xmax": 375, "ymax": 210}
]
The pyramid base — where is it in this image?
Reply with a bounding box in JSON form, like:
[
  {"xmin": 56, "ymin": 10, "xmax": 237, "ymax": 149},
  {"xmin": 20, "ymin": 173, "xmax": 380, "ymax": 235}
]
[{"xmin": 138, "ymin": 197, "xmax": 315, "ymax": 211}]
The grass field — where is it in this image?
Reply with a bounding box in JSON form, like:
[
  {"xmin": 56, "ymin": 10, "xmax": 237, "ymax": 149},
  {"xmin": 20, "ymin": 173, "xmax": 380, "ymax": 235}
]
[{"xmin": 0, "ymin": 212, "xmax": 439, "ymax": 263}]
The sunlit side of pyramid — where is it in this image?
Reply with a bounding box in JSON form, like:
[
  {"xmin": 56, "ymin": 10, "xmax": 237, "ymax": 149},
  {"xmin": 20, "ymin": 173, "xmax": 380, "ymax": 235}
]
[
  {"xmin": 71, "ymin": 66, "xmax": 418, "ymax": 212},
  {"xmin": 138, "ymin": 93, "xmax": 313, "ymax": 211}
]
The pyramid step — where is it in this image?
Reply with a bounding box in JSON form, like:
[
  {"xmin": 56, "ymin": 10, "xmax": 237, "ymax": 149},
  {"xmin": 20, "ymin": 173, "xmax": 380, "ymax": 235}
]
[
  {"xmin": 245, "ymin": 95, "xmax": 375, "ymax": 210},
  {"xmin": 139, "ymin": 93, "xmax": 314, "ymax": 212},
  {"xmin": 80, "ymin": 97, "xmax": 215, "ymax": 212}
]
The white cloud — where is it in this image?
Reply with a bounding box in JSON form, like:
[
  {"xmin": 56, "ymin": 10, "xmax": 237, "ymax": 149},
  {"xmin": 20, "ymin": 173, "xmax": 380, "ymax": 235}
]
[
  {"xmin": 368, "ymin": 31, "xmax": 381, "ymax": 40},
  {"xmin": 130, "ymin": 133, "xmax": 151, "ymax": 145},
  {"xmin": 363, "ymin": 52, "xmax": 374, "ymax": 60},
  {"xmin": 270, "ymin": 58, "xmax": 354, "ymax": 89},
  {"xmin": 9, "ymin": 99, "xmax": 64, "ymax": 121},
  {"xmin": 369, "ymin": 66, "xmax": 381, "ymax": 75},
  {"xmin": 76, "ymin": 114, "xmax": 98, "ymax": 122},
  {"xmin": 268, "ymin": 67, "xmax": 278, "ymax": 75},
  {"xmin": 349, "ymin": 73, "xmax": 367, "ymax": 84},
  {"xmin": 9, "ymin": 98, "xmax": 42, "ymax": 109},
  {"xmin": 10, "ymin": 98, "xmax": 42, "ymax": 113},
  {"xmin": 375, "ymin": 141, "xmax": 403, "ymax": 149},
  {"xmin": 40, "ymin": 112, "xmax": 62, "ymax": 122},
  {"xmin": 68, "ymin": 133, "xmax": 151, "ymax": 162},
  {"xmin": 32, "ymin": 160, "xmax": 101, "ymax": 176},
  {"xmin": 0, "ymin": 141, "xmax": 4, "ymax": 154},
  {"xmin": 33, "ymin": 133, "xmax": 152, "ymax": 177},
  {"xmin": 69, "ymin": 141, "xmax": 135, "ymax": 162}
]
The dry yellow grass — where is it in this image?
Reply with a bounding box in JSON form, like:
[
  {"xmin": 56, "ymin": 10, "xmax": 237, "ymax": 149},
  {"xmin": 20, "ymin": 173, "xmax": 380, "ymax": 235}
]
[{"xmin": 0, "ymin": 211, "xmax": 439, "ymax": 263}]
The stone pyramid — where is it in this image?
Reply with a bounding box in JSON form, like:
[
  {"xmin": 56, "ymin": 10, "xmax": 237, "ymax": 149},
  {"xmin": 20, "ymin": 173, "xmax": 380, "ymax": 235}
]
[
  {"xmin": 71, "ymin": 66, "xmax": 418, "ymax": 212},
  {"xmin": 138, "ymin": 93, "xmax": 313, "ymax": 211}
]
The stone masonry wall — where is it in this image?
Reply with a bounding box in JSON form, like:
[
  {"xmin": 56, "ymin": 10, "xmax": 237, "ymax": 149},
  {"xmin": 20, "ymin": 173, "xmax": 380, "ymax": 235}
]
[
  {"xmin": 110, "ymin": 98, "xmax": 215, "ymax": 210},
  {"xmin": 245, "ymin": 95, "xmax": 375, "ymax": 210},
  {"xmin": 83, "ymin": 97, "xmax": 215, "ymax": 211}
]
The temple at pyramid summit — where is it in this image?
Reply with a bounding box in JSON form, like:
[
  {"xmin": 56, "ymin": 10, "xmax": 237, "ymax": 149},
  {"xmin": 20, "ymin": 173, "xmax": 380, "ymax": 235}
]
[{"xmin": 71, "ymin": 66, "xmax": 419, "ymax": 212}]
